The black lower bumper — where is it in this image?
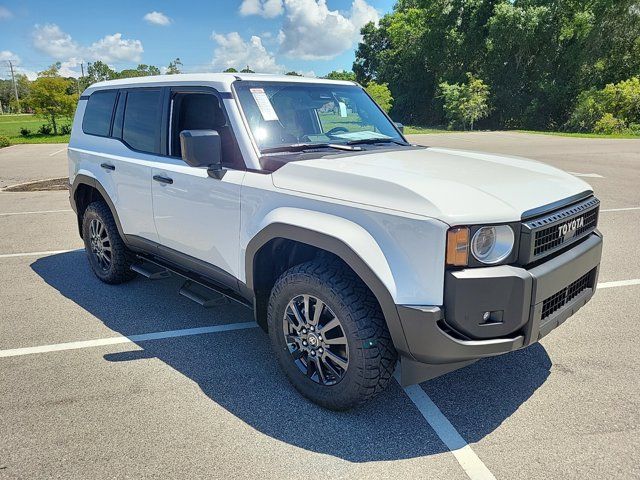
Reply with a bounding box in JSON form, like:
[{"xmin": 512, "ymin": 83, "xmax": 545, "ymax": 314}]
[{"xmin": 397, "ymin": 232, "xmax": 602, "ymax": 385}]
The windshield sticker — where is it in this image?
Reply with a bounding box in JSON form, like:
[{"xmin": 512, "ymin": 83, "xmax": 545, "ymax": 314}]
[
  {"xmin": 250, "ymin": 88, "xmax": 279, "ymax": 121},
  {"xmin": 338, "ymin": 101, "xmax": 348, "ymax": 118},
  {"xmin": 332, "ymin": 131, "xmax": 391, "ymax": 140}
]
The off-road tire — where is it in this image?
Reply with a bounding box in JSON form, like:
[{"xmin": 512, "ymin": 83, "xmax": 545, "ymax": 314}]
[
  {"xmin": 81, "ymin": 201, "xmax": 136, "ymax": 284},
  {"xmin": 268, "ymin": 259, "xmax": 397, "ymax": 410}
]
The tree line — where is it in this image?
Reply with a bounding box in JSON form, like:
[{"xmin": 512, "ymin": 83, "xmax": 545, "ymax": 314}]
[{"xmin": 353, "ymin": 0, "xmax": 640, "ymax": 134}]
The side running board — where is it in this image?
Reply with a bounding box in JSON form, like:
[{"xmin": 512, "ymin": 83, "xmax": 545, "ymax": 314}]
[
  {"xmin": 131, "ymin": 262, "xmax": 171, "ymax": 280},
  {"xmin": 179, "ymin": 280, "xmax": 229, "ymax": 308}
]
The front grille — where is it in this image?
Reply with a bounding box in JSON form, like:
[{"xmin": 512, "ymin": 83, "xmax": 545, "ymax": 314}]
[
  {"xmin": 533, "ymin": 207, "xmax": 599, "ymax": 256},
  {"xmin": 541, "ymin": 270, "xmax": 593, "ymax": 320},
  {"xmin": 520, "ymin": 196, "xmax": 599, "ymax": 264}
]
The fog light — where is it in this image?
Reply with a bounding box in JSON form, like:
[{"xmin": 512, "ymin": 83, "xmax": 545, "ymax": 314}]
[{"xmin": 482, "ymin": 311, "xmax": 491, "ymax": 322}]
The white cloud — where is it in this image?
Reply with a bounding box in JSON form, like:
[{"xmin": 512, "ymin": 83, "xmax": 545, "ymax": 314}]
[
  {"xmin": 32, "ymin": 24, "xmax": 81, "ymax": 59},
  {"xmin": 0, "ymin": 51, "xmax": 37, "ymax": 80},
  {"xmin": 0, "ymin": 6, "xmax": 12, "ymax": 20},
  {"xmin": 239, "ymin": 0, "xmax": 283, "ymax": 18},
  {"xmin": 31, "ymin": 24, "xmax": 143, "ymax": 65},
  {"xmin": 58, "ymin": 57, "xmax": 83, "ymax": 78},
  {"xmin": 278, "ymin": 0, "xmax": 378, "ymax": 60},
  {"xmin": 87, "ymin": 33, "xmax": 143, "ymax": 63},
  {"xmin": 143, "ymin": 11, "xmax": 172, "ymax": 26},
  {"xmin": 211, "ymin": 32, "xmax": 284, "ymax": 73}
]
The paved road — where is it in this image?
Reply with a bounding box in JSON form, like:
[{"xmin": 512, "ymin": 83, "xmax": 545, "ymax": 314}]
[
  {"xmin": 0, "ymin": 134, "xmax": 638, "ymax": 479},
  {"xmin": 0, "ymin": 144, "xmax": 68, "ymax": 189}
]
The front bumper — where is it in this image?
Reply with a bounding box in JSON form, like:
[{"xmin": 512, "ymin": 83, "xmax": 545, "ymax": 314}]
[{"xmin": 397, "ymin": 232, "xmax": 602, "ymax": 384}]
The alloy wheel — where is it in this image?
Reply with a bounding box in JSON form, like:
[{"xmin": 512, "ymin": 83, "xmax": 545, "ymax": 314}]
[
  {"xmin": 282, "ymin": 294, "xmax": 349, "ymax": 386},
  {"xmin": 89, "ymin": 218, "xmax": 112, "ymax": 272}
]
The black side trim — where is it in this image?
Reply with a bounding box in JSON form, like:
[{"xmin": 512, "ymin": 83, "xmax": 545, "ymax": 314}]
[
  {"xmin": 245, "ymin": 223, "xmax": 411, "ymax": 356},
  {"xmin": 521, "ymin": 190, "xmax": 593, "ymax": 220},
  {"xmin": 79, "ymin": 95, "xmax": 90, "ymax": 101},
  {"xmin": 219, "ymin": 92, "xmax": 233, "ymax": 99}
]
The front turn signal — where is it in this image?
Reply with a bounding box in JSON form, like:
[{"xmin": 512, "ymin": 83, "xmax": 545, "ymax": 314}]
[{"xmin": 446, "ymin": 227, "xmax": 469, "ymax": 267}]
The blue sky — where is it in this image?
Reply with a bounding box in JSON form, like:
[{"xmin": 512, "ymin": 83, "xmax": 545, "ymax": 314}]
[{"xmin": 0, "ymin": 0, "xmax": 396, "ymax": 80}]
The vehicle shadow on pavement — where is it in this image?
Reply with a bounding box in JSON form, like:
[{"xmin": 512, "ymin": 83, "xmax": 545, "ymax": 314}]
[{"xmin": 32, "ymin": 251, "xmax": 552, "ymax": 462}]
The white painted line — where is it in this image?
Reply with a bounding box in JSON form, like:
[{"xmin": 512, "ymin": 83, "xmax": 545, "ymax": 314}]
[
  {"xmin": 598, "ymin": 279, "xmax": 640, "ymax": 289},
  {"xmin": 403, "ymin": 384, "xmax": 496, "ymax": 480},
  {"xmin": 0, "ymin": 322, "xmax": 258, "ymax": 358},
  {"xmin": 601, "ymin": 207, "xmax": 640, "ymax": 212},
  {"xmin": 0, "ymin": 248, "xmax": 80, "ymax": 259},
  {"xmin": 48, "ymin": 148, "xmax": 67, "ymax": 157},
  {"xmin": 567, "ymin": 172, "xmax": 604, "ymax": 178},
  {"xmin": 0, "ymin": 209, "xmax": 72, "ymax": 217}
]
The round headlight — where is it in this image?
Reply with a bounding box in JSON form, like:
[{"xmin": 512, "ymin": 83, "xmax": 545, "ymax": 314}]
[{"xmin": 471, "ymin": 226, "xmax": 514, "ymax": 264}]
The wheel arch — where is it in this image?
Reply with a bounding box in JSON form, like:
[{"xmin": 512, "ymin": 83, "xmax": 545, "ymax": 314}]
[
  {"xmin": 71, "ymin": 174, "xmax": 125, "ymax": 241},
  {"xmin": 245, "ymin": 220, "xmax": 411, "ymax": 356}
]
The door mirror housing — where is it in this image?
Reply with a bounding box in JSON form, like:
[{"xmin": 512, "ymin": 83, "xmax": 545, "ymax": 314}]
[
  {"xmin": 394, "ymin": 122, "xmax": 404, "ymax": 133},
  {"xmin": 180, "ymin": 130, "xmax": 224, "ymax": 178}
]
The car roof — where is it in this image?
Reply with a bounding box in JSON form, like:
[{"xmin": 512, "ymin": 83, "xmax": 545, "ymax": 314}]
[{"xmin": 84, "ymin": 73, "xmax": 358, "ymax": 96}]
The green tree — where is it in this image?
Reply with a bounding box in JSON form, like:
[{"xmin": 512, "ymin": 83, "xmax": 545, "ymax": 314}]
[
  {"xmin": 117, "ymin": 64, "xmax": 161, "ymax": 79},
  {"xmin": 240, "ymin": 66, "xmax": 255, "ymax": 73},
  {"xmin": 166, "ymin": 58, "xmax": 183, "ymax": 75},
  {"xmin": 354, "ymin": 0, "xmax": 640, "ymax": 130},
  {"xmin": 439, "ymin": 74, "xmax": 490, "ymax": 130},
  {"xmin": 85, "ymin": 61, "xmax": 117, "ymax": 87},
  {"xmin": 285, "ymin": 71, "xmax": 302, "ymax": 76},
  {"xmin": 223, "ymin": 67, "xmax": 238, "ymax": 73},
  {"xmin": 324, "ymin": 70, "xmax": 356, "ymax": 81},
  {"xmin": 28, "ymin": 65, "xmax": 77, "ymax": 134},
  {"xmin": 365, "ymin": 81, "xmax": 393, "ymax": 113}
]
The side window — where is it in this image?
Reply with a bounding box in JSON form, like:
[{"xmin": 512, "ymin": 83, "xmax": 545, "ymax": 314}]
[
  {"xmin": 122, "ymin": 89, "xmax": 163, "ymax": 154},
  {"xmin": 170, "ymin": 91, "xmax": 244, "ymax": 169},
  {"xmin": 82, "ymin": 90, "xmax": 118, "ymax": 136}
]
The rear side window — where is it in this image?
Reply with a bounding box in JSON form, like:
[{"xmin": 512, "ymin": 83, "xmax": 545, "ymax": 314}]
[
  {"xmin": 82, "ymin": 90, "xmax": 118, "ymax": 136},
  {"xmin": 122, "ymin": 89, "xmax": 163, "ymax": 154}
]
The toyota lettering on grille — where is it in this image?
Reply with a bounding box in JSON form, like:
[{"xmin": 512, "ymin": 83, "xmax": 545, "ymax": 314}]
[{"xmin": 558, "ymin": 216, "xmax": 585, "ymax": 241}]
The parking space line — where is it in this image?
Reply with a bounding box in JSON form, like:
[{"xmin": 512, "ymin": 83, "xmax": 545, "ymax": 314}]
[
  {"xmin": 0, "ymin": 249, "xmax": 80, "ymax": 259},
  {"xmin": 403, "ymin": 384, "xmax": 496, "ymax": 480},
  {"xmin": 48, "ymin": 148, "xmax": 67, "ymax": 157},
  {"xmin": 0, "ymin": 209, "xmax": 72, "ymax": 217},
  {"xmin": 597, "ymin": 279, "xmax": 640, "ymax": 289},
  {"xmin": 0, "ymin": 322, "xmax": 258, "ymax": 358},
  {"xmin": 601, "ymin": 206, "xmax": 640, "ymax": 212}
]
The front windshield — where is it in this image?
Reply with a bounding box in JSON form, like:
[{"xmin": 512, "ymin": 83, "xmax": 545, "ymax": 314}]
[{"xmin": 233, "ymin": 81, "xmax": 404, "ymax": 152}]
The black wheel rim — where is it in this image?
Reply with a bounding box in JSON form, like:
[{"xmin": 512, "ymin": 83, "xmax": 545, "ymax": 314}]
[
  {"xmin": 89, "ymin": 218, "xmax": 112, "ymax": 272},
  {"xmin": 282, "ymin": 294, "xmax": 349, "ymax": 386}
]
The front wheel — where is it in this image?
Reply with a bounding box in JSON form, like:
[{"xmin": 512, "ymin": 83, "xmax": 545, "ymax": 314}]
[{"xmin": 267, "ymin": 260, "xmax": 397, "ymax": 410}]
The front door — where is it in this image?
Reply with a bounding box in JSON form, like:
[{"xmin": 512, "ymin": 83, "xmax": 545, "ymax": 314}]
[{"xmin": 151, "ymin": 89, "xmax": 245, "ymax": 282}]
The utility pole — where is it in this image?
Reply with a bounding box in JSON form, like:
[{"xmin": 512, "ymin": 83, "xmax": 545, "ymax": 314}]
[
  {"xmin": 0, "ymin": 98, "xmax": 3, "ymax": 115},
  {"xmin": 80, "ymin": 62, "xmax": 85, "ymax": 77},
  {"xmin": 8, "ymin": 60, "xmax": 21, "ymax": 113}
]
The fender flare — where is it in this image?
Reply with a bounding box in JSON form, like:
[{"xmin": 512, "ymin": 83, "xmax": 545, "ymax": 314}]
[
  {"xmin": 245, "ymin": 222, "xmax": 411, "ymax": 357},
  {"xmin": 70, "ymin": 174, "xmax": 127, "ymax": 241}
]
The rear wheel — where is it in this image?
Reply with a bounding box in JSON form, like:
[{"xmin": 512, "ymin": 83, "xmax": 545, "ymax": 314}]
[
  {"xmin": 81, "ymin": 201, "xmax": 136, "ymax": 284},
  {"xmin": 268, "ymin": 259, "xmax": 397, "ymax": 410}
]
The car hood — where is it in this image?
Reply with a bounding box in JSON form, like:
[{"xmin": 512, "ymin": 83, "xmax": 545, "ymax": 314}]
[{"xmin": 271, "ymin": 147, "xmax": 593, "ymax": 225}]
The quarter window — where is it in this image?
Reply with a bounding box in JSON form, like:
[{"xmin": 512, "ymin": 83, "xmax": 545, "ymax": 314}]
[
  {"xmin": 82, "ymin": 90, "xmax": 118, "ymax": 136},
  {"xmin": 122, "ymin": 89, "xmax": 163, "ymax": 154}
]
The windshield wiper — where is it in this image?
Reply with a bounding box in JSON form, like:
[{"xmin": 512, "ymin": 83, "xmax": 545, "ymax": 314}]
[
  {"xmin": 346, "ymin": 138, "xmax": 409, "ymax": 146},
  {"xmin": 261, "ymin": 143, "xmax": 362, "ymax": 154}
]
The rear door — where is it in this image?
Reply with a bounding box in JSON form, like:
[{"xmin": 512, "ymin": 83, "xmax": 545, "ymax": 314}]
[{"xmin": 150, "ymin": 87, "xmax": 246, "ymax": 282}]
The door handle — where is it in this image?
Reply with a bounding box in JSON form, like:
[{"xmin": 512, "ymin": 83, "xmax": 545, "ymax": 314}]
[
  {"xmin": 153, "ymin": 175, "xmax": 173, "ymax": 185},
  {"xmin": 100, "ymin": 163, "xmax": 115, "ymax": 171}
]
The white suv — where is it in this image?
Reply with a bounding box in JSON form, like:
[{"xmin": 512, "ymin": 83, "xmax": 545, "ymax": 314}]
[{"xmin": 68, "ymin": 74, "xmax": 603, "ymax": 410}]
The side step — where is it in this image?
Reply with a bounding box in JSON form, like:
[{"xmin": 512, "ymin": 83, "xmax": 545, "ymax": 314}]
[
  {"xmin": 131, "ymin": 262, "xmax": 171, "ymax": 280},
  {"xmin": 179, "ymin": 280, "xmax": 229, "ymax": 308}
]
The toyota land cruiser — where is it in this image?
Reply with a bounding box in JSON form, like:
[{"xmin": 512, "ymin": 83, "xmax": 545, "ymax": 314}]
[{"xmin": 68, "ymin": 74, "xmax": 602, "ymax": 410}]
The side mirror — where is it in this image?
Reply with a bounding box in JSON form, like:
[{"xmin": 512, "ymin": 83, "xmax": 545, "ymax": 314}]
[
  {"xmin": 394, "ymin": 122, "xmax": 404, "ymax": 133},
  {"xmin": 180, "ymin": 129, "xmax": 224, "ymax": 179}
]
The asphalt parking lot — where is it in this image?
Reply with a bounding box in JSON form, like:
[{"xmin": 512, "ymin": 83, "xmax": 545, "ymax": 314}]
[{"xmin": 1, "ymin": 134, "xmax": 639, "ymax": 479}]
